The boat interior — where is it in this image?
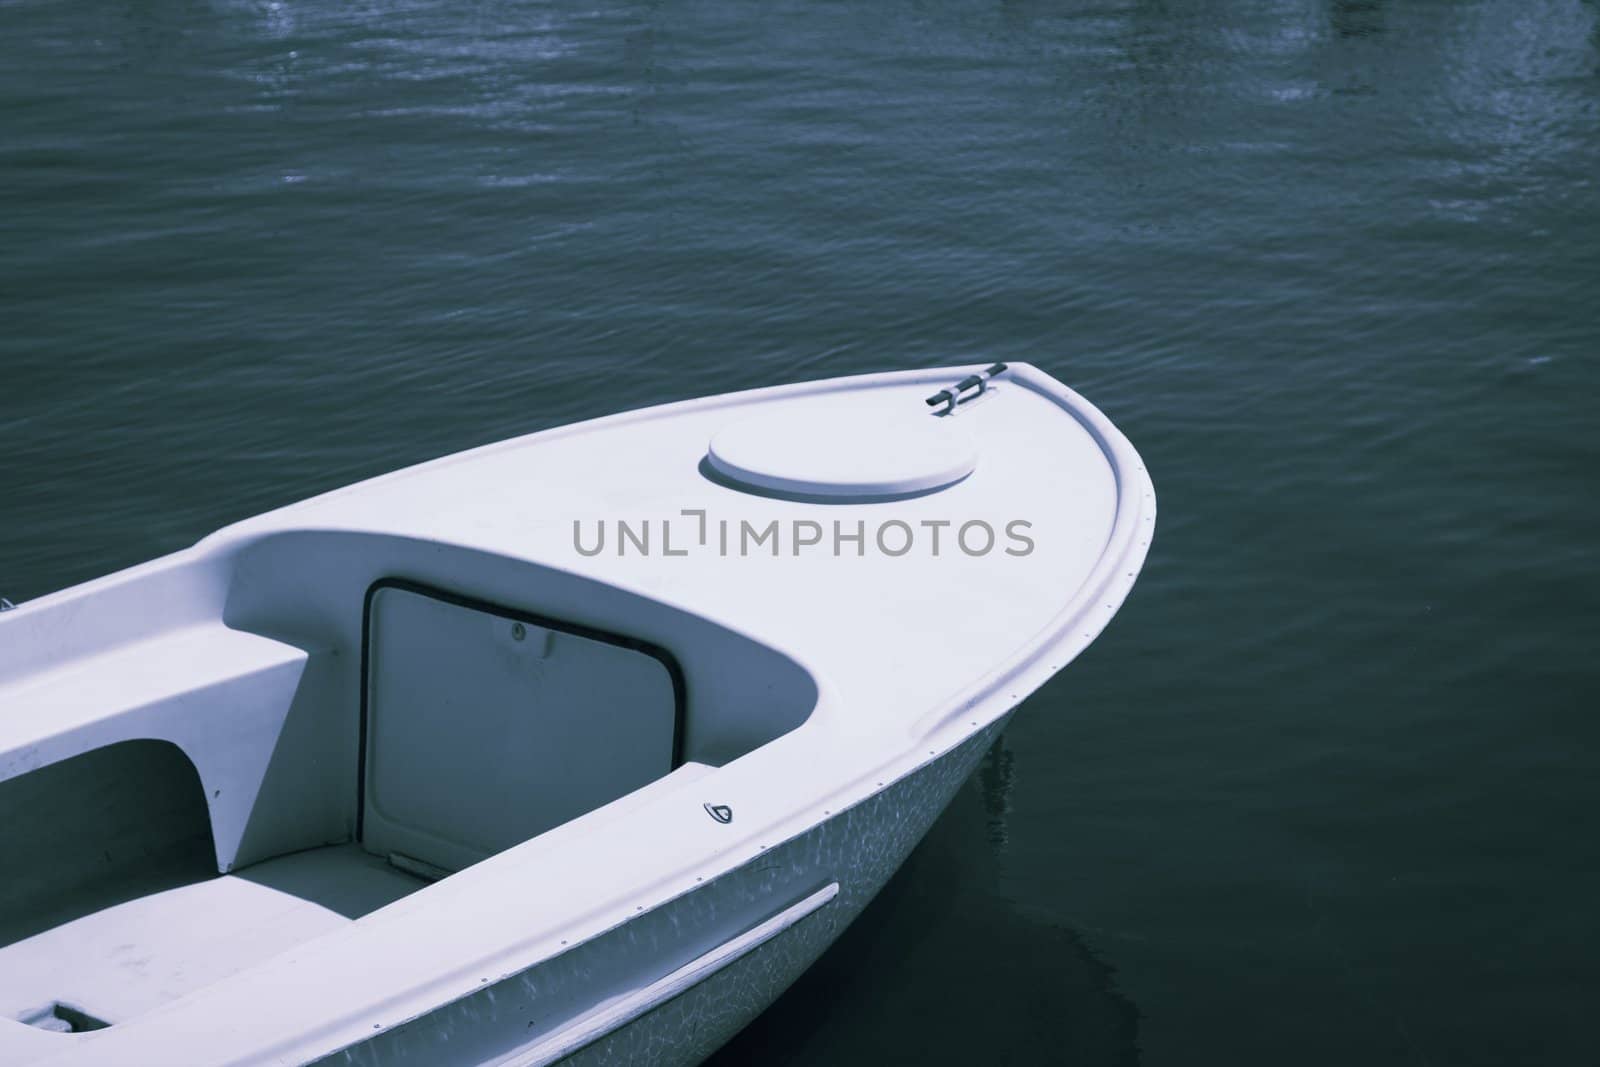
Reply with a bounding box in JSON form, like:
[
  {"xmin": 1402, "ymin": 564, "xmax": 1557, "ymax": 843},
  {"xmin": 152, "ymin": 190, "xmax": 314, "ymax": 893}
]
[{"xmin": 0, "ymin": 530, "xmax": 818, "ymax": 1037}]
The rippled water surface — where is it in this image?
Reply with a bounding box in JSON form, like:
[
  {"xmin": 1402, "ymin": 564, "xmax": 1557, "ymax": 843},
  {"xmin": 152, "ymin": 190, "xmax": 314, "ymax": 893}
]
[{"xmin": 3, "ymin": 0, "xmax": 1597, "ymax": 1062}]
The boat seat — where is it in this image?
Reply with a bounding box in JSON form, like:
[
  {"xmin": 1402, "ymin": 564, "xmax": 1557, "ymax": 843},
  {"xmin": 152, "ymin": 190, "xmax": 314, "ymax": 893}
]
[{"xmin": 0, "ymin": 622, "xmax": 309, "ymax": 873}]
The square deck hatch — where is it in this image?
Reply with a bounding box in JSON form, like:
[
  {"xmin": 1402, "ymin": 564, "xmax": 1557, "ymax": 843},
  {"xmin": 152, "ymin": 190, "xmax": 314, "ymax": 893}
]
[{"xmin": 360, "ymin": 583, "xmax": 682, "ymax": 875}]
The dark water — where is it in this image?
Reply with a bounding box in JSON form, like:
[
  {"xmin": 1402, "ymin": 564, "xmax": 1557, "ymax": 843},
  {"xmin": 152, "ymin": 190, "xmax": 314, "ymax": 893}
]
[{"xmin": 4, "ymin": 0, "xmax": 1598, "ymax": 1062}]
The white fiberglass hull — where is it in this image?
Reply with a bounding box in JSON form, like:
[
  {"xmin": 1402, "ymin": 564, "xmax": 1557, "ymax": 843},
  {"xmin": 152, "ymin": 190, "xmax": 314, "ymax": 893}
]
[
  {"xmin": 334, "ymin": 718, "xmax": 1009, "ymax": 1067},
  {"xmin": 0, "ymin": 363, "xmax": 1154, "ymax": 1065}
]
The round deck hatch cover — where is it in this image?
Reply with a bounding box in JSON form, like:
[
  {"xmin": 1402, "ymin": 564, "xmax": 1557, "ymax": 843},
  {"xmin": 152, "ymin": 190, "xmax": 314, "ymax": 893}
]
[{"xmin": 706, "ymin": 393, "xmax": 978, "ymax": 499}]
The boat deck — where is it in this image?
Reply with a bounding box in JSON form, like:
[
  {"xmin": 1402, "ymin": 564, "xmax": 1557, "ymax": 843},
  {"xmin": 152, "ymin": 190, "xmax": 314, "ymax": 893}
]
[{"xmin": 0, "ymin": 846, "xmax": 423, "ymax": 1030}]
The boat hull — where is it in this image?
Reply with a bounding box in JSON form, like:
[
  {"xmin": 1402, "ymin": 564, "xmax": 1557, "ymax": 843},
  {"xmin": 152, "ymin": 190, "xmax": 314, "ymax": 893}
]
[
  {"xmin": 1, "ymin": 363, "xmax": 1153, "ymax": 1066},
  {"xmin": 318, "ymin": 716, "xmax": 1011, "ymax": 1066}
]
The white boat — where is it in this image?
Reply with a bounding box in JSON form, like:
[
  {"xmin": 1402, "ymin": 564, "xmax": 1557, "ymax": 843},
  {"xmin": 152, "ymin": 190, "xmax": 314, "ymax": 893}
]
[{"xmin": 0, "ymin": 362, "xmax": 1154, "ymax": 1065}]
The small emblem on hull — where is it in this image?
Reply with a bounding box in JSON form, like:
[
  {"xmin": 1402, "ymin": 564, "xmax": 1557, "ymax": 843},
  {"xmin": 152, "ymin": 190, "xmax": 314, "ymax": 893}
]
[{"xmin": 703, "ymin": 803, "xmax": 733, "ymax": 824}]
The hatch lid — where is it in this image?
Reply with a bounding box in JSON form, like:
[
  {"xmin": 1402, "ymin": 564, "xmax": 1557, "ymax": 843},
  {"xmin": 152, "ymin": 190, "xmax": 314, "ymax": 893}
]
[{"xmin": 706, "ymin": 393, "xmax": 978, "ymax": 500}]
